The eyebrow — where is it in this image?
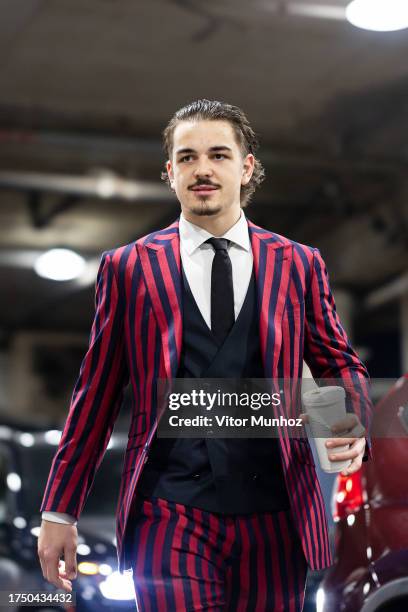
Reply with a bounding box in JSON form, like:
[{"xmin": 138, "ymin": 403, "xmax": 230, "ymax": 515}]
[{"xmin": 175, "ymin": 146, "xmax": 233, "ymax": 156}]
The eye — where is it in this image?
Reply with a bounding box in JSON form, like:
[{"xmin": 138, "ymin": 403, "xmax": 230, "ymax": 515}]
[
  {"xmin": 180, "ymin": 155, "xmax": 193, "ymax": 162},
  {"xmin": 213, "ymin": 153, "xmax": 226, "ymax": 160}
]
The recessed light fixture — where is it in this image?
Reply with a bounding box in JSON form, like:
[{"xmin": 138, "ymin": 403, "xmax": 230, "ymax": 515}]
[
  {"xmin": 346, "ymin": 0, "xmax": 408, "ymax": 32},
  {"xmin": 34, "ymin": 248, "xmax": 86, "ymax": 281}
]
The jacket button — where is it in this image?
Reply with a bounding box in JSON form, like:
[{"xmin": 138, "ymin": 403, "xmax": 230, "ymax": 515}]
[
  {"xmin": 252, "ymin": 473, "xmax": 259, "ymax": 481},
  {"xmin": 192, "ymin": 473, "xmax": 201, "ymax": 479}
]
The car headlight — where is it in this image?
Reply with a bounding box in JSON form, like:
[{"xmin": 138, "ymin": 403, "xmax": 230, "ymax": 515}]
[
  {"xmin": 99, "ymin": 570, "xmax": 135, "ymax": 601},
  {"xmin": 316, "ymin": 586, "xmax": 325, "ymax": 612},
  {"xmin": 78, "ymin": 562, "xmax": 99, "ymax": 575}
]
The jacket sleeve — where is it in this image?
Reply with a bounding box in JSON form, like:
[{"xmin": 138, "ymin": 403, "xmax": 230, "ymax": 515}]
[
  {"xmin": 303, "ymin": 248, "xmax": 373, "ymax": 461},
  {"xmin": 40, "ymin": 251, "xmax": 129, "ymax": 518}
]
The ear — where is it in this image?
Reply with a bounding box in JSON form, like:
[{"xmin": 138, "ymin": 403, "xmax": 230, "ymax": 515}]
[
  {"xmin": 166, "ymin": 159, "xmax": 175, "ymax": 189},
  {"xmin": 241, "ymin": 153, "xmax": 255, "ymax": 186}
]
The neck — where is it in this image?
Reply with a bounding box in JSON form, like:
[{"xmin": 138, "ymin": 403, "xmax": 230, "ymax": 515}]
[{"xmin": 181, "ymin": 207, "xmax": 241, "ymax": 236}]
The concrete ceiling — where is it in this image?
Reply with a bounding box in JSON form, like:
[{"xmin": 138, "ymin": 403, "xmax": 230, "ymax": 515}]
[{"xmin": 0, "ymin": 0, "xmax": 407, "ymax": 334}]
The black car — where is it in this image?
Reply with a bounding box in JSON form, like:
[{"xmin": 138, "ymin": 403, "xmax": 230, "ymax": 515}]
[{"xmin": 0, "ymin": 425, "xmax": 136, "ymax": 611}]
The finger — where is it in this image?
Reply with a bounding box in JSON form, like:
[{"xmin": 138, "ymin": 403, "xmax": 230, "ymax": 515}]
[
  {"xmin": 58, "ymin": 560, "xmax": 69, "ymax": 578},
  {"xmin": 59, "ymin": 579, "xmax": 73, "ymax": 592},
  {"xmin": 341, "ymin": 455, "xmax": 363, "ymax": 475},
  {"xmin": 64, "ymin": 544, "xmax": 78, "ymax": 580},
  {"xmin": 38, "ymin": 552, "xmax": 48, "ymax": 582},
  {"xmin": 37, "ymin": 546, "xmax": 46, "ymax": 577},
  {"xmin": 53, "ymin": 575, "xmax": 72, "ymax": 592},
  {"xmin": 299, "ymin": 413, "xmax": 309, "ymax": 423},
  {"xmin": 337, "ymin": 456, "xmax": 356, "ymax": 476},
  {"xmin": 326, "ymin": 438, "xmax": 355, "ymax": 448},
  {"xmin": 328, "ymin": 443, "xmax": 364, "ymax": 462},
  {"xmin": 348, "ymin": 437, "xmax": 366, "ymax": 457},
  {"xmin": 326, "ymin": 436, "xmax": 366, "ymax": 448},
  {"xmin": 349, "ymin": 436, "xmax": 366, "ymax": 449},
  {"xmin": 46, "ymin": 552, "xmax": 72, "ymax": 592},
  {"xmin": 56, "ymin": 559, "xmax": 73, "ymax": 591},
  {"xmin": 41, "ymin": 550, "xmax": 56, "ymax": 583}
]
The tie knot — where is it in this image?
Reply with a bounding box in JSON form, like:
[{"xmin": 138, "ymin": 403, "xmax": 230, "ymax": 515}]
[{"xmin": 206, "ymin": 237, "xmax": 230, "ymax": 252}]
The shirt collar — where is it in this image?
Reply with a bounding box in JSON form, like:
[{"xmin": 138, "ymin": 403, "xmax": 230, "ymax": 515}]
[{"xmin": 179, "ymin": 209, "xmax": 250, "ymax": 256}]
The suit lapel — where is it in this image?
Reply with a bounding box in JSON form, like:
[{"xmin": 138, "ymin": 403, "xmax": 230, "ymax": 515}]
[
  {"xmin": 247, "ymin": 220, "xmax": 294, "ymax": 459},
  {"xmin": 247, "ymin": 220, "xmax": 293, "ymax": 377},
  {"xmin": 138, "ymin": 220, "xmax": 183, "ymax": 381}
]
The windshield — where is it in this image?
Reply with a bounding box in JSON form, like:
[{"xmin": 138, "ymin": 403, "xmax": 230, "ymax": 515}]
[{"xmin": 18, "ymin": 444, "xmax": 125, "ymax": 520}]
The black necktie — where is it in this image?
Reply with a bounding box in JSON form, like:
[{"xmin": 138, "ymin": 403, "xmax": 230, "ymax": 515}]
[{"xmin": 206, "ymin": 237, "xmax": 235, "ymax": 344}]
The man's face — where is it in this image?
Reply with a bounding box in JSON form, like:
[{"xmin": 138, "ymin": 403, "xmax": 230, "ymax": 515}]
[{"xmin": 166, "ymin": 119, "xmax": 254, "ymax": 217}]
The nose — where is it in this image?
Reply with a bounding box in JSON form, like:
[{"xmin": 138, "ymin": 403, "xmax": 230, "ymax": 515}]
[{"xmin": 193, "ymin": 155, "xmax": 213, "ymax": 179}]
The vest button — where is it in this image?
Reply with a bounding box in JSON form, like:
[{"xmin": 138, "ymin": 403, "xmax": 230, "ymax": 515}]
[
  {"xmin": 252, "ymin": 473, "xmax": 259, "ymax": 481},
  {"xmin": 192, "ymin": 473, "xmax": 201, "ymax": 479}
]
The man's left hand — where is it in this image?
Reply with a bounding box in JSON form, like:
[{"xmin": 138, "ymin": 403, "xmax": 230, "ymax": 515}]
[{"xmin": 300, "ymin": 413, "xmax": 366, "ymax": 476}]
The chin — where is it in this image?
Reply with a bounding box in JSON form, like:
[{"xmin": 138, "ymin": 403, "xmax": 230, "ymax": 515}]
[
  {"xmin": 195, "ymin": 207, "xmax": 222, "ymax": 217},
  {"xmin": 186, "ymin": 200, "xmax": 223, "ymax": 217}
]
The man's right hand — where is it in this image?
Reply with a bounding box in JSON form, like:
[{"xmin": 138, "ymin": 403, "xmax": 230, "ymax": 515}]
[{"xmin": 38, "ymin": 519, "xmax": 78, "ymax": 592}]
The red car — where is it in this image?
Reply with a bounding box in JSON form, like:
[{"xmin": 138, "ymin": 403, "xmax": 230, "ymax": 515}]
[{"xmin": 318, "ymin": 375, "xmax": 408, "ymax": 612}]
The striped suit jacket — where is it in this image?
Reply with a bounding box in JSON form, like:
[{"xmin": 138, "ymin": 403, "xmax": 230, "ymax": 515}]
[{"xmin": 40, "ymin": 215, "xmax": 372, "ymax": 573}]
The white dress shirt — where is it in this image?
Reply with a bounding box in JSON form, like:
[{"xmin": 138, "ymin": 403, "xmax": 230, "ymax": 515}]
[{"xmin": 42, "ymin": 209, "xmax": 253, "ymax": 525}]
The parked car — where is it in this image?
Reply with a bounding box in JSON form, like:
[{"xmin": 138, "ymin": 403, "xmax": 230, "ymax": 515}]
[
  {"xmin": 0, "ymin": 425, "xmax": 136, "ymax": 611},
  {"xmin": 317, "ymin": 374, "xmax": 408, "ymax": 612}
]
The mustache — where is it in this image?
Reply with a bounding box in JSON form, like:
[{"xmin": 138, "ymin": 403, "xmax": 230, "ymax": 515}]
[{"xmin": 189, "ymin": 181, "xmax": 220, "ymax": 189}]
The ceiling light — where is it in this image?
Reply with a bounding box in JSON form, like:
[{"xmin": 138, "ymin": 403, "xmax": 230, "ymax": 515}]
[
  {"xmin": 96, "ymin": 175, "xmax": 117, "ymax": 198},
  {"xmin": 34, "ymin": 248, "xmax": 85, "ymax": 281},
  {"xmin": 346, "ymin": 0, "xmax": 408, "ymax": 32}
]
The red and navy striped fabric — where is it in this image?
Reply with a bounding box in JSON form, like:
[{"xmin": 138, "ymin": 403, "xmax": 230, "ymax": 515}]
[
  {"xmin": 129, "ymin": 494, "xmax": 308, "ymax": 612},
  {"xmin": 40, "ymin": 215, "xmax": 373, "ymax": 573}
]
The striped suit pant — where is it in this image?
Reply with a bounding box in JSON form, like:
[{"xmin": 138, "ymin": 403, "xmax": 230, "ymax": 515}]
[{"xmin": 128, "ymin": 494, "xmax": 308, "ymax": 611}]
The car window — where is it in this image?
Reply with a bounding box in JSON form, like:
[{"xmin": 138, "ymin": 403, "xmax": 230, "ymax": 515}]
[{"xmin": 19, "ymin": 445, "xmax": 125, "ymax": 520}]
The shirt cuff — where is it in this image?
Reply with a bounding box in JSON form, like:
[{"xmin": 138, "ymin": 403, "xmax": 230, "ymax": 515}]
[{"xmin": 41, "ymin": 511, "xmax": 77, "ymax": 525}]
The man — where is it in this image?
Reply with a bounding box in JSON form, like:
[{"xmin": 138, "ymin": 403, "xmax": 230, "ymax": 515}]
[{"xmin": 38, "ymin": 99, "xmax": 372, "ymax": 611}]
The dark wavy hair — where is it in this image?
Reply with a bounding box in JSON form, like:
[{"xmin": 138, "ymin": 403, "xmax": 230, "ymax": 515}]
[{"xmin": 161, "ymin": 99, "xmax": 265, "ymax": 207}]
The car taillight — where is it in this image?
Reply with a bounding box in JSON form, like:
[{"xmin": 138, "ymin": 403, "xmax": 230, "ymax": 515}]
[{"xmin": 332, "ymin": 470, "xmax": 363, "ymax": 522}]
